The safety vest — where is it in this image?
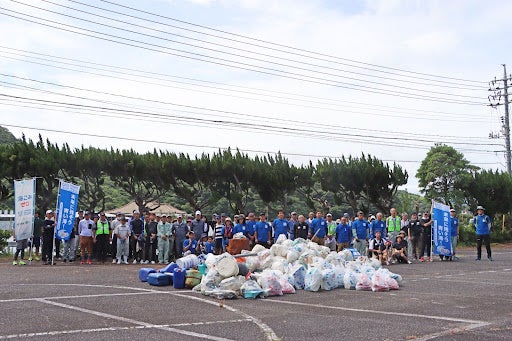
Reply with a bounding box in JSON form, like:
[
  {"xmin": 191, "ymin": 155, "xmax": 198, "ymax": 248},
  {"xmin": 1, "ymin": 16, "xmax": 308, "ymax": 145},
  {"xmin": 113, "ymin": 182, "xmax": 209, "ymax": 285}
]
[
  {"xmin": 386, "ymin": 216, "xmax": 401, "ymax": 233},
  {"xmin": 96, "ymin": 220, "xmax": 110, "ymax": 235}
]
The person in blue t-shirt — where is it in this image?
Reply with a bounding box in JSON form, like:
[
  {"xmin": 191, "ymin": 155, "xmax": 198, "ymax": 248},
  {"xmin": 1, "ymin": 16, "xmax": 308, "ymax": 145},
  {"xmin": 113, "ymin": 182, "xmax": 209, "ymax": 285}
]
[
  {"xmin": 352, "ymin": 211, "xmax": 369, "ymax": 256},
  {"xmin": 449, "ymin": 209, "xmax": 459, "ymax": 261},
  {"xmin": 473, "ymin": 206, "xmax": 492, "ymax": 261},
  {"xmin": 254, "ymin": 213, "xmax": 272, "ymax": 248},
  {"xmin": 309, "ymin": 211, "xmax": 327, "ymax": 245},
  {"xmin": 233, "ymin": 214, "xmax": 248, "ymax": 236},
  {"xmin": 370, "ymin": 213, "xmax": 386, "ymax": 239},
  {"xmin": 272, "ymin": 210, "xmax": 289, "ymax": 242},
  {"xmin": 288, "ymin": 212, "xmax": 298, "ymax": 240},
  {"xmin": 203, "ymin": 236, "xmax": 215, "ymax": 254},
  {"xmin": 245, "ymin": 213, "xmax": 257, "ymax": 246},
  {"xmin": 183, "ymin": 231, "xmax": 198, "ymax": 255},
  {"xmin": 336, "ymin": 216, "xmax": 352, "ymax": 251}
]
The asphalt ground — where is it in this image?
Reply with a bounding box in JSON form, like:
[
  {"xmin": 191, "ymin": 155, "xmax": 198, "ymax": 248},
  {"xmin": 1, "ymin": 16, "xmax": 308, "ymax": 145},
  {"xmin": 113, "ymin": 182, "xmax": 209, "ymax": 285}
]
[{"xmin": 0, "ymin": 246, "xmax": 511, "ymax": 341}]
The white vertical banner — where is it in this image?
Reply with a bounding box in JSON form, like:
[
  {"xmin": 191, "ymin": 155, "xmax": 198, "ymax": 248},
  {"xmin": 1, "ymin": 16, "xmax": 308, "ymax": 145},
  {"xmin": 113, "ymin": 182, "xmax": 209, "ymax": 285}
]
[{"xmin": 14, "ymin": 178, "xmax": 36, "ymax": 240}]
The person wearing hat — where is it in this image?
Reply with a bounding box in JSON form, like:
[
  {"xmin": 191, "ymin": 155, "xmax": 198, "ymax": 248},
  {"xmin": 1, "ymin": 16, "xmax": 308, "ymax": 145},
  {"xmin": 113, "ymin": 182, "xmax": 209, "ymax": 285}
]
[
  {"xmin": 419, "ymin": 212, "xmax": 432, "ymax": 262},
  {"xmin": 114, "ymin": 216, "xmax": 130, "ymax": 264},
  {"xmin": 352, "ymin": 211, "xmax": 369, "ymax": 256},
  {"xmin": 392, "ymin": 231, "xmax": 411, "ymax": 264},
  {"xmin": 157, "ymin": 215, "xmax": 172, "ymax": 264},
  {"xmin": 325, "ymin": 213, "xmax": 337, "ymax": 251},
  {"xmin": 223, "ymin": 217, "xmax": 234, "ymax": 249},
  {"xmin": 245, "ymin": 213, "xmax": 257, "ymax": 246},
  {"xmin": 78, "ymin": 211, "xmax": 95, "ymax": 265},
  {"xmin": 473, "ymin": 206, "xmax": 492, "ymax": 261},
  {"xmin": 288, "ymin": 212, "xmax": 298, "ymax": 240},
  {"xmin": 172, "ymin": 215, "xmax": 189, "ymax": 259},
  {"xmin": 93, "ymin": 212, "xmax": 111, "ymax": 264},
  {"xmin": 448, "ymin": 208, "xmax": 459, "ymax": 261},
  {"xmin": 233, "ymin": 214, "xmax": 247, "ymax": 236},
  {"xmin": 129, "ymin": 211, "xmax": 144, "ymax": 264},
  {"xmin": 110, "ymin": 213, "xmax": 123, "ymax": 263},
  {"xmin": 183, "ymin": 231, "xmax": 198, "ymax": 256},
  {"xmin": 335, "ymin": 215, "xmax": 352, "ymax": 251},
  {"xmin": 41, "ymin": 210, "xmax": 56, "ymax": 265},
  {"xmin": 254, "ymin": 213, "xmax": 272, "ymax": 248},
  {"xmin": 191, "ymin": 211, "xmax": 206, "ymax": 242}
]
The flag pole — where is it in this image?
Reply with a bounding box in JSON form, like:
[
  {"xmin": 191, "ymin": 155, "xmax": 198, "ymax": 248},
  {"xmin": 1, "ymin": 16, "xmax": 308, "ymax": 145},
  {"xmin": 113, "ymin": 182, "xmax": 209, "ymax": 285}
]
[
  {"xmin": 51, "ymin": 180, "xmax": 62, "ymax": 266},
  {"xmin": 430, "ymin": 200, "xmax": 434, "ymax": 262},
  {"xmin": 28, "ymin": 178, "xmax": 36, "ymax": 265}
]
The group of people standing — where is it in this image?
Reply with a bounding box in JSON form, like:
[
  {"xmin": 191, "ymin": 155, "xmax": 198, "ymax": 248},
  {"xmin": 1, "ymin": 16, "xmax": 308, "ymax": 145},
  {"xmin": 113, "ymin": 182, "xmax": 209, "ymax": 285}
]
[{"xmin": 11, "ymin": 204, "xmax": 494, "ymax": 266}]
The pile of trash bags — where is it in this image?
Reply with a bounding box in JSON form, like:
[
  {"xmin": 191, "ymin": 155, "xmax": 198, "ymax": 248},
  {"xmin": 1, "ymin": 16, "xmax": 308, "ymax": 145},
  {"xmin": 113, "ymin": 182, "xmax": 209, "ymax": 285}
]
[{"xmin": 194, "ymin": 235, "xmax": 403, "ymax": 299}]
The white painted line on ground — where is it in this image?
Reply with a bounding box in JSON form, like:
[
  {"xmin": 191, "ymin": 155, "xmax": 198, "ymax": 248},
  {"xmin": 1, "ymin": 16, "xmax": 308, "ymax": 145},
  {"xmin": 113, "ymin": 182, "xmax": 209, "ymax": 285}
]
[
  {"xmin": 413, "ymin": 321, "xmax": 490, "ymax": 341},
  {"xmin": 263, "ymin": 299, "xmax": 490, "ymax": 325},
  {"xmin": 168, "ymin": 292, "xmax": 281, "ymax": 341},
  {"xmin": 35, "ymin": 298, "xmax": 234, "ymax": 341},
  {"xmin": 0, "ymin": 319, "xmax": 251, "ymax": 339},
  {"xmin": 9, "ymin": 284, "xmax": 281, "ymax": 341},
  {"xmin": 0, "ymin": 291, "xmax": 156, "ymax": 303}
]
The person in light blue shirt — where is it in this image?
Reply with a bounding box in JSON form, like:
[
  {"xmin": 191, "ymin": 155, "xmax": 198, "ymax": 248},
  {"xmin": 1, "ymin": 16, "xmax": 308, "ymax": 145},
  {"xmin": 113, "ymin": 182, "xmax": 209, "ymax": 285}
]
[
  {"xmin": 272, "ymin": 210, "xmax": 289, "ymax": 242},
  {"xmin": 473, "ymin": 206, "xmax": 492, "ymax": 261}
]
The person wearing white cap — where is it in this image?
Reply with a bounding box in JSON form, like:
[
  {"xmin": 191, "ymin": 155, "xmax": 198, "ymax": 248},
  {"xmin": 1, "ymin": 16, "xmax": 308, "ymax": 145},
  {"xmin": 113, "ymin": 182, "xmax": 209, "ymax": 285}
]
[
  {"xmin": 447, "ymin": 208, "xmax": 459, "ymax": 261},
  {"xmin": 473, "ymin": 206, "xmax": 492, "ymax": 261},
  {"xmin": 41, "ymin": 210, "xmax": 56, "ymax": 265},
  {"xmin": 191, "ymin": 210, "xmax": 205, "ymax": 242}
]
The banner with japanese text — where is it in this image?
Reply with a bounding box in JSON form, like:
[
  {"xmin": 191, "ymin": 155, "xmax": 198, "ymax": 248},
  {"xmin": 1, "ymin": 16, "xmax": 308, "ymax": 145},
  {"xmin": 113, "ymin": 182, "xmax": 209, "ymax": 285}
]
[
  {"xmin": 432, "ymin": 200, "xmax": 452, "ymax": 256},
  {"xmin": 55, "ymin": 181, "xmax": 80, "ymax": 241},
  {"xmin": 14, "ymin": 178, "xmax": 36, "ymax": 240}
]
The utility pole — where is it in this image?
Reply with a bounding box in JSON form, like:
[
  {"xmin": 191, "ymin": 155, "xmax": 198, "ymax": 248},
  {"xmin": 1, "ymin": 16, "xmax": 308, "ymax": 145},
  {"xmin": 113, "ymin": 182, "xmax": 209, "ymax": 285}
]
[
  {"xmin": 488, "ymin": 64, "xmax": 512, "ymax": 174},
  {"xmin": 503, "ymin": 64, "xmax": 511, "ymax": 174}
]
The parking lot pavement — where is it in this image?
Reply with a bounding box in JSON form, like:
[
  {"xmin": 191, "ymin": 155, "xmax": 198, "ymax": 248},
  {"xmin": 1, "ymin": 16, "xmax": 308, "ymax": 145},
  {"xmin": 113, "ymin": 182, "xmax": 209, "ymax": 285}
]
[{"xmin": 0, "ymin": 246, "xmax": 510, "ymax": 340}]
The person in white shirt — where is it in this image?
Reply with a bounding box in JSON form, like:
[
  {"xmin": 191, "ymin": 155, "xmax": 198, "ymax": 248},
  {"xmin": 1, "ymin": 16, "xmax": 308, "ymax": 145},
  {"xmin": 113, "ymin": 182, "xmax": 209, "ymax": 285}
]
[
  {"xmin": 114, "ymin": 216, "xmax": 131, "ymax": 264},
  {"xmin": 78, "ymin": 211, "xmax": 94, "ymax": 265}
]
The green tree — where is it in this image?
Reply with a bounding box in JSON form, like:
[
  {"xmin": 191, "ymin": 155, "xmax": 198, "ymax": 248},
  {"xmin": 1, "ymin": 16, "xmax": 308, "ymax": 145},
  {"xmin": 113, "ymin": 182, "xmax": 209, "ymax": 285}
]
[
  {"xmin": 416, "ymin": 144, "xmax": 478, "ymax": 207},
  {"xmin": 458, "ymin": 170, "xmax": 512, "ymax": 217},
  {"xmin": 0, "ymin": 126, "xmax": 17, "ymax": 145}
]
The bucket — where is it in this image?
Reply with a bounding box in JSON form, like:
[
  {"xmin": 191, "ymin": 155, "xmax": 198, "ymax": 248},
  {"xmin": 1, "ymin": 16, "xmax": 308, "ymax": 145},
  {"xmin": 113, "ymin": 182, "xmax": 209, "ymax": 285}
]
[
  {"xmin": 176, "ymin": 254, "xmax": 200, "ymax": 270},
  {"xmin": 215, "ymin": 253, "xmax": 239, "ymax": 278},
  {"xmin": 198, "ymin": 263, "xmax": 207, "ymax": 275},
  {"xmin": 173, "ymin": 268, "xmax": 186, "ymax": 289}
]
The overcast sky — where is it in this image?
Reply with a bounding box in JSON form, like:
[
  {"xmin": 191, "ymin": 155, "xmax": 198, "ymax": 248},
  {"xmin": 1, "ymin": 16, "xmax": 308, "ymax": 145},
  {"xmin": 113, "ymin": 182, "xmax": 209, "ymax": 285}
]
[{"xmin": 1, "ymin": 0, "xmax": 511, "ymax": 193}]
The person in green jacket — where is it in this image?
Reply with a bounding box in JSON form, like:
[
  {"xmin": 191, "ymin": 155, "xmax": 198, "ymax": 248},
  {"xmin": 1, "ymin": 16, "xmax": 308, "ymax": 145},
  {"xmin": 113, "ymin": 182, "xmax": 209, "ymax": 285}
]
[
  {"xmin": 158, "ymin": 215, "xmax": 172, "ymax": 264},
  {"xmin": 325, "ymin": 213, "xmax": 337, "ymax": 251}
]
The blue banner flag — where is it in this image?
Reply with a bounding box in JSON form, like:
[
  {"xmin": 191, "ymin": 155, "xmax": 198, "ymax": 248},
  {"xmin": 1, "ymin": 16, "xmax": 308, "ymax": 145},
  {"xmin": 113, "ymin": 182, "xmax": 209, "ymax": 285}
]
[
  {"xmin": 55, "ymin": 181, "xmax": 80, "ymax": 241},
  {"xmin": 432, "ymin": 200, "xmax": 452, "ymax": 256},
  {"xmin": 14, "ymin": 178, "xmax": 36, "ymax": 241}
]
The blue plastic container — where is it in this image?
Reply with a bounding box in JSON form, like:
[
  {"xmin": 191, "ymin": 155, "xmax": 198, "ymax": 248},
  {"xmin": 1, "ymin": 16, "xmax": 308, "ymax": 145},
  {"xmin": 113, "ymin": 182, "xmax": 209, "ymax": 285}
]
[
  {"xmin": 159, "ymin": 262, "xmax": 179, "ymax": 273},
  {"xmin": 138, "ymin": 268, "xmax": 156, "ymax": 282},
  {"xmin": 173, "ymin": 268, "xmax": 186, "ymax": 289}
]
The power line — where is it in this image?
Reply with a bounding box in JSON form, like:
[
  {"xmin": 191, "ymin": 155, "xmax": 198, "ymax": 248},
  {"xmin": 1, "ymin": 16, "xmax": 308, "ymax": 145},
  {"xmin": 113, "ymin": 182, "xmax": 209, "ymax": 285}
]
[
  {"xmin": 0, "ymin": 6, "xmax": 487, "ymax": 105},
  {"xmin": 99, "ymin": 0, "xmax": 487, "ymax": 85},
  {"xmin": 0, "ymin": 92, "xmax": 503, "ymax": 153},
  {"xmin": 0, "ymin": 52, "xmax": 490, "ymax": 125},
  {"xmin": 0, "ymin": 45, "xmax": 488, "ymax": 120},
  {"xmin": 37, "ymin": 0, "xmax": 485, "ymax": 92},
  {"xmin": 0, "ymin": 123, "xmax": 503, "ymax": 164},
  {"xmin": 0, "ymin": 75, "xmax": 495, "ymax": 144}
]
